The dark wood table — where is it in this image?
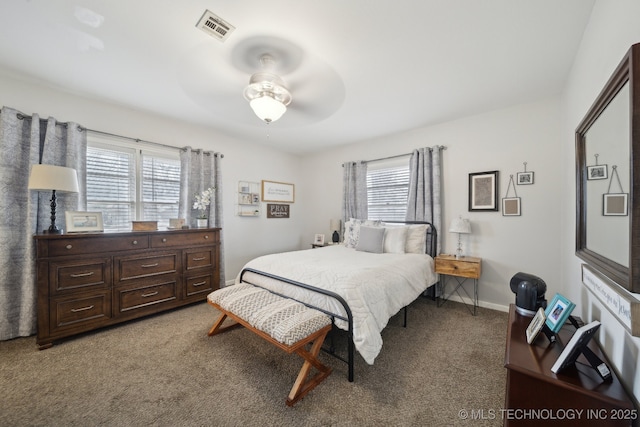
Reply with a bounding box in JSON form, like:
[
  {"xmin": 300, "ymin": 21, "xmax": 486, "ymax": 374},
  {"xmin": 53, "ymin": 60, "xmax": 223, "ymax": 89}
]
[{"xmin": 504, "ymin": 304, "xmax": 635, "ymax": 426}]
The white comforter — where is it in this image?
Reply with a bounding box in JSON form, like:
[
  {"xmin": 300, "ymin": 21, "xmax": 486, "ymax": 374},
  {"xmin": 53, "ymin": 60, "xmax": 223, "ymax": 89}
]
[{"xmin": 235, "ymin": 245, "xmax": 437, "ymax": 364}]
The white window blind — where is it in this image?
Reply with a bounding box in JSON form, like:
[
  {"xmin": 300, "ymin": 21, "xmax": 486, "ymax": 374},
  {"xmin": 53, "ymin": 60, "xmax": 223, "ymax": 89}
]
[
  {"xmin": 87, "ymin": 138, "xmax": 180, "ymax": 231},
  {"xmin": 367, "ymin": 157, "xmax": 410, "ymax": 221}
]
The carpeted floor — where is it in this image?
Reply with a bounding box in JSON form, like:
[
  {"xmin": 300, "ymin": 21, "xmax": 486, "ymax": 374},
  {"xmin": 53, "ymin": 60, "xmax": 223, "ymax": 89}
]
[{"xmin": 0, "ymin": 297, "xmax": 507, "ymax": 426}]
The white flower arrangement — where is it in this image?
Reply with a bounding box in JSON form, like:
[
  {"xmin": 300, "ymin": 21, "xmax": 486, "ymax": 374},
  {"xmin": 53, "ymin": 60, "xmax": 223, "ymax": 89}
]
[{"xmin": 193, "ymin": 187, "xmax": 215, "ymax": 219}]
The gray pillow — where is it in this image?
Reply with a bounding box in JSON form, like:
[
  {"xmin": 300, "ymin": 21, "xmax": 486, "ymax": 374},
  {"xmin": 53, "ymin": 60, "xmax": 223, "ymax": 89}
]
[{"xmin": 356, "ymin": 226, "xmax": 385, "ymax": 253}]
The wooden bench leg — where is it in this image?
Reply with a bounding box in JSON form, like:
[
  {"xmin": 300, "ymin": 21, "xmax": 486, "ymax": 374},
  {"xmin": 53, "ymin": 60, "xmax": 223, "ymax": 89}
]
[
  {"xmin": 208, "ymin": 312, "xmax": 242, "ymax": 336},
  {"xmin": 286, "ymin": 328, "xmax": 332, "ymax": 406}
]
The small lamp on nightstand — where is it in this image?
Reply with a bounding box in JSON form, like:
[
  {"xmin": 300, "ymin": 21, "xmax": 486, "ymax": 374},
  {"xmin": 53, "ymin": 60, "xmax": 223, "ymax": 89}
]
[
  {"xmin": 449, "ymin": 216, "xmax": 471, "ymax": 259},
  {"xmin": 330, "ymin": 219, "xmax": 341, "ymax": 243}
]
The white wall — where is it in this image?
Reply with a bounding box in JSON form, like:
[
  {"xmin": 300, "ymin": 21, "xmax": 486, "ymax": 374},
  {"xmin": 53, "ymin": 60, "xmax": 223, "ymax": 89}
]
[
  {"xmin": 299, "ymin": 98, "xmax": 563, "ymax": 311},
  {"xmin": 0, "ymin": 71, "xmax": 305, "ymax": 283},
  {"xmin": 561, "ymin": 0, "xmax": 640, "ymax": 405}
]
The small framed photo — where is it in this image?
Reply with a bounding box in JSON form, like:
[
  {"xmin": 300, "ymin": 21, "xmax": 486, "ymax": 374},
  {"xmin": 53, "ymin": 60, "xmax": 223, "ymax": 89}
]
[
  {"xmin": 551, "ymin": 320, "xmax": 603, "ymax": 375},
  {"xmin": 65, "ymin": 211, "xmax": 104, "ymax": 233},
  {"xmin": 603, "ymin": 193, "xmax": 628, "ymax": 216},
  {"xmin": 314, "ymin": 234, "xmax": 325, "ymax": 245},
  {"xmin": 526, "ymin": 308, "xmax": 547, "ymax": 344},
  {"xmin": 468, "ymin": 170, "xmax": 499, "ymax": 211},
  {"xmin": 517, "ymin": 171, "xmax": 534, "ymax": 185},
  {"xmin": 587, "ymin": 164, "xmax": 608, "ymax": 180},
  {"xmin": 544, "ymin": 293, "xmax": 576, "ymax": 333},
  {"xmin": 502, "ymin": 197, "xmax": 521, "ymax": 216}
]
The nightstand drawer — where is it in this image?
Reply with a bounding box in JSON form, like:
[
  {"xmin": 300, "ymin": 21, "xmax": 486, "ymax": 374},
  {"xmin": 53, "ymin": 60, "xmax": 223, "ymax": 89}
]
[{"xmin": 435, "ymin": 256, "xmax": 481, "ymax": 279}]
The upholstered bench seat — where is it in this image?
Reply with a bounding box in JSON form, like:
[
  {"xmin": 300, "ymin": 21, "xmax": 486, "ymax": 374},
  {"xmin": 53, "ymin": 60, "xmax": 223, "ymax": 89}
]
[{"xmin": 207, "ymin": 283, "xmax": 332, "ymax": 406}]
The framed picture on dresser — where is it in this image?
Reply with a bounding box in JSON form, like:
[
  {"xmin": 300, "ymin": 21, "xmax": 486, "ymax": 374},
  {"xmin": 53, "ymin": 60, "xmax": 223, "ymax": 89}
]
[{"xmin": 65, "ymin": 211, "xmax": 104, "ymax": 233}]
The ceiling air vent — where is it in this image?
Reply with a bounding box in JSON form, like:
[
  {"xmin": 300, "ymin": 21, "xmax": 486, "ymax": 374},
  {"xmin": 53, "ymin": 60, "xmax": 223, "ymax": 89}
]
[{"xmin": 196, "ymin": 10, "xmax": 235, "ymax": 42}]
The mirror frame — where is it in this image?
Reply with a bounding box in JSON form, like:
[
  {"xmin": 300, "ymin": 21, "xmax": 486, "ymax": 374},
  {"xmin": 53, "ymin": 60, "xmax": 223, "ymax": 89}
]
[{"xmin": 576, "ymin": 43, "xmax": 640, "ymax": 294}]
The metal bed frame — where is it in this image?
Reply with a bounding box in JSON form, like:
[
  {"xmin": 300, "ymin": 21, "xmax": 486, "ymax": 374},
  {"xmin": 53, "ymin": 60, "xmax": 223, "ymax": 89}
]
[{"xmin": 238, "ymin": 221, "xmax": 437, "ymax": 382}]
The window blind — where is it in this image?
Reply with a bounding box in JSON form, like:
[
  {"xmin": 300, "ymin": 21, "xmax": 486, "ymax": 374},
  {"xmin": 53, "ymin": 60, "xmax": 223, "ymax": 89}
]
[{"xmin": 367, "ymin": 160, "xmax": 410, "ymax": 221}]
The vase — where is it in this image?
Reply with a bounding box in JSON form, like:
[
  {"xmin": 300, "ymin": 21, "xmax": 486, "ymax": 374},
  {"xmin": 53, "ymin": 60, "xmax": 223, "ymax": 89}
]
[{"xmin": 196, "ymin": 218, "xmax": 208, "ymax": 228}]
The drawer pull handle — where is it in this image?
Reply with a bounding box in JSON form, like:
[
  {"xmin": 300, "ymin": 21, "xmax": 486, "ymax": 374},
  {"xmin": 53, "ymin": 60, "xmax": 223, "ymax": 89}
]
[
  {"xmin": 162, "ymin": 238, "xmax": 167, "ymax": 243},
  {"xmin": 70, "ymin": 272, "xmax": 95, "ymax": 278},
  {"xmin": 71, "ymin": 305, "xmax": 94, "ymax": 313},
  {"xmin": 141, "ymin": 291, "xmax": 159, "ymax": 298},
  {"xmin": 192, "ymin": 257, "xmax": 206, "ymax": 261},
  {"xmin": 204, "ymin": 235, "xmax": 209, "ymax": 239},
  {"xmin": 132, "ymin": 240, "xmax": 138, "ymax": 245},
  {"xmin": 193, "ymin": 281, "xmax": 207, "ymax": 287},
  {"xmin": 66, "ymin": 245, "xmax": 73, "ymax": 250},
  {"xmin": 141, "ymin": 263, "xmax": 159, "ymax": 268}
]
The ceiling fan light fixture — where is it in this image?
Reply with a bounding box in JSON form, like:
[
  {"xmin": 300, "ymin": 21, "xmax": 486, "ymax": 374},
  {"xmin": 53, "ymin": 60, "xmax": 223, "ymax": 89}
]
[
  {"xmin": 249, "ymin": 95, "xmax": 287, "ymax": 123},
  {"xmin": 243, "ymin": 72, "xmax": 292, "ymax": 123}
]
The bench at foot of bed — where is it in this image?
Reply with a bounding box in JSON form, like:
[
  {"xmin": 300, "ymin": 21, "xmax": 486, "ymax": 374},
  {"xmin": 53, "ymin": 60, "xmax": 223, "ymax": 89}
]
[{"xmin": 207, "ymin": 283, "xmax": 332, "ymax": 406}]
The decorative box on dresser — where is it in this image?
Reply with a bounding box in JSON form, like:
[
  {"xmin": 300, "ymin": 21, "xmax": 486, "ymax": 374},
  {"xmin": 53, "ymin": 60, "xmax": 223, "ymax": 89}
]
[
  {"xmin": 504, "ymin": 304, "xmax": 635, "ymax": 427},
  {"xmin": 34, "ymin": 228, "xmax": 220, "ymax": 349}
]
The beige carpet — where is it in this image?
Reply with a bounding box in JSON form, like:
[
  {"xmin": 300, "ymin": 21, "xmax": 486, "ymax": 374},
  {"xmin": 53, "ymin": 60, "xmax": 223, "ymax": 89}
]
[{"xmin": 0, "ymin": 297, "xmax": 507, "ymax": 426}]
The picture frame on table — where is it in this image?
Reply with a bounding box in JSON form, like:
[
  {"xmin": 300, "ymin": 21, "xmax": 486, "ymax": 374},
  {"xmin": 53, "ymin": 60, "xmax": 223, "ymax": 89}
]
[
  {"xmin": 544, "ymin": 293, "xmax": 576, "ymax": 333},
  {"xmin": 65, "ymin": 211, "xmax": 104, "ymax": 233},
  {"xmin": 526, "ymin": 307, "xmax": 547, "ymax": 344},
  {"xmin": 314, "ymin": 234, "xmax": 325, "ymax": 245},
  {"xmin": 469, "ymin": 170, "xmax": 499, "ymax": 211}
]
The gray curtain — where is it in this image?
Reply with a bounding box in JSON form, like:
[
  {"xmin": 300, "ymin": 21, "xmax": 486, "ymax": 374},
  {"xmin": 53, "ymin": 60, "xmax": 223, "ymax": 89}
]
[
  {"xmin": 0, "ymin": 107, "xmax": 86, "ymax": 340},
  {"xmin": 406, "ymin": 146, "xmax": 443, "ymax": 254},
  {"xmin": 341, "ymin": 161, "xmax": 368, "ymax": 224},
  {"xmin": 179, "ymin": 147, "xmax": 225, "ymax": 288}
]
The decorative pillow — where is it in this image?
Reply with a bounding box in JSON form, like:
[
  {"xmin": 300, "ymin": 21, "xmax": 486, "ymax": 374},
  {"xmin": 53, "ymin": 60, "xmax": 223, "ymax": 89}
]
[
  {"xmin": 355, "ymin": 226, "xmax": 385, "ymax": 253},
  {"xmin": 383, "ymin": 226, "xmax": 407, "ymax": 253},
  {"xmin": 344, "ymin": 218, "xmax": 382, "ymax": 248},
  {"xmin": 405, "ymin": 224, "xmax": 429, "ymax": 254}
]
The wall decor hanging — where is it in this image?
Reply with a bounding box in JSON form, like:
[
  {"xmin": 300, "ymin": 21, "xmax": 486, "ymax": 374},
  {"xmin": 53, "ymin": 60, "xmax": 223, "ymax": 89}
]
[
  {"xmin": 262, "ymin": 180, "xmax": 295, "ymax": 203},
  {"xmin": 516, "ymin": 162, "xmax": 534, "ymax": 185},
  {"xmin": 267, "ymin": 203, "xmax": 290, "ymax": 218},
  {"xmin": 587, "ymin": 154, "xmax": 608, "ymax": 180},
  {"xmin": 237, "ymin": 181, "xmax": 261, "ymax": 216},
  {"xmin": 468, "ymin": 170, "xmax": 498, "ymax": 211},
  {"xmin": 603, "ymin": 165, "xmax": 628, "ymax": 216},
  {"xmin": 502, "ymin": 175, "xmax": 521, "ymax": 216}
]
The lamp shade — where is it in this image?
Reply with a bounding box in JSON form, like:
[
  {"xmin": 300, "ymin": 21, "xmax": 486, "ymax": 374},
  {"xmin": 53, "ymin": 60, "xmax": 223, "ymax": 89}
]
[
  {"xmin": 249, "ymin": 95, "xmax": 287, "ymax": 123},
  {"xmin": 28, "ymin": 164, "xmax": 79, "ymax": 193},
  {"xmin": 330, "ymin": 219, "xmax": 341, "ymax": 232},
  {"xmin": 449, "ymin": 217, "xmax": 471, "ymax": 234}
]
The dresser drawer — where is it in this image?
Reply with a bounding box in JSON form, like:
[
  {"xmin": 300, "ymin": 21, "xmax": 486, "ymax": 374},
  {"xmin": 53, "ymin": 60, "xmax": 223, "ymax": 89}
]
[
  {"xmin": 50, "ymin": 291, "xmax": 111, "ymax": 334},
  {"xmin": 46, "ymin": 235, "xmax": 149, "ymax": 257},
  {"xmin": 116, "ymin": 253, "xmax": 178, "ymax": 282},
  {"xmin": 184, "ymin": 248, "xmax": 214, "ymax": 271},
  {"xmin": 150, "ymin": 231, "xmax": 217, "ymax": 248},
  {"xmin": 185, "ymin": 273, "xmax": 214, "ymax": 299},
  {"xmin": 50, "ymin": 258, "xmax": 111, "ymax": 294},
  {"xmin": 435, "ymin": 256, "xmax": 481, "ymax": 279},
  {"xmin": 115, "ymin": 281, "xmax": 177, "ymax": 313}
]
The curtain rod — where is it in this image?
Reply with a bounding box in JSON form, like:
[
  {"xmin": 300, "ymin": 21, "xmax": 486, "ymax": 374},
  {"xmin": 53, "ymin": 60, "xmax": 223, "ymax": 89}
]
[
  {"xmin": 342, "ymin": 145, "xmax": 446, "ymax": 166},
  {"xmin": 15, "ymin": 112, "xmax": 224, "ymax": 158},
  {"xmin": 87, "ymin": 129, "xmax": 224, "ymax": 158}
]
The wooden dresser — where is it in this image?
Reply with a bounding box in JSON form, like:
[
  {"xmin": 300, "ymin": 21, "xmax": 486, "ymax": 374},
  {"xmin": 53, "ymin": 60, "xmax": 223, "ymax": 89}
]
[
  {"xmin": 504, "ymin": 304, "xmax": 635, "ymax": 426},
  {"xmin": 34, "ymin": 228, "xmax": 220, "ymax": 349}
]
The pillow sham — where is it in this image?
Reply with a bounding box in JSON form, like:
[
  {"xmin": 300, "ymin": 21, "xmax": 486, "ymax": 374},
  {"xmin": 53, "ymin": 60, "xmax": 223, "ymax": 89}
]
[
  {"xmin": 405, "ymin": 224, "xmax": 428, "ymax": 254},
  {"xmin": 344, "ymin": 218, "xmax": 382, "ymax": 248},
  {"xmin": 356, "ymin": 226, "xmax": 385, "ymax": 253},
  {"xmin": 383, "ymin": 226, "xmax": 407, "ymax": 253}
]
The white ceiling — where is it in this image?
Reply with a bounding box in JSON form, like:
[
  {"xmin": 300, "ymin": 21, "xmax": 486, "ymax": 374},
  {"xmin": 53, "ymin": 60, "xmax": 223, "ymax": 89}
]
[{"xmin": 0, "ymin": 1, "xmax": 595, "ymax": 154}]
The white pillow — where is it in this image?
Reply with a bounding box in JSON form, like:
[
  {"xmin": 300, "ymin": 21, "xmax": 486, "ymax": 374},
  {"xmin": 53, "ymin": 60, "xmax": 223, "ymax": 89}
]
[
  {"xmin": 383, "ymin": 227, "xmax": 407, "ymax": 253},
  {"xmin": 405, "ymin": 224, "xmax": 428, "ymax": 254},
  {"xmin": 356, "ymin": 226, "xmax": 385, "ymax": 253}
]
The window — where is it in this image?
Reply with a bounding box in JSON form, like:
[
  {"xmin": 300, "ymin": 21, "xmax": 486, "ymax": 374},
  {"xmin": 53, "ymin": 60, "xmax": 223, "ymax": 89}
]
[
  {"xmin": 366, "ymin": 157, "xmax": 410, "ymax": 221},
  {"xmin": 87, "ymin": 136, "xmax": 180, "ymax": 231}
]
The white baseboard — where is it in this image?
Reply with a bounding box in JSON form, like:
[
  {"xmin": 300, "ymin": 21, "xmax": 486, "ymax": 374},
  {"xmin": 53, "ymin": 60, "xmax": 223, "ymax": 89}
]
[{"xmin": 442, "ymin": 293, "xmax": 509, "ymax": 313}]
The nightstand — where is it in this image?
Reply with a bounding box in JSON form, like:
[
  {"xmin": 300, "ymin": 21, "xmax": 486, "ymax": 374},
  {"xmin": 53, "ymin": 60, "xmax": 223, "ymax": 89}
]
[
  {"xmin": 311, "ymin": 243, "xmax": 330, "ymax": 248},
  {"xmin": 435, "ymin": 254, "xmax": 482, "ymax": 315}
]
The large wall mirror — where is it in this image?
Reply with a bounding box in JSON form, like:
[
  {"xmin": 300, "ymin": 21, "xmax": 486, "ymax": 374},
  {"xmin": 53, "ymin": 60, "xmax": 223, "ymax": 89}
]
[{"xmin": 576, "ymin": 43, "xmax": 640, "ymax": 294}]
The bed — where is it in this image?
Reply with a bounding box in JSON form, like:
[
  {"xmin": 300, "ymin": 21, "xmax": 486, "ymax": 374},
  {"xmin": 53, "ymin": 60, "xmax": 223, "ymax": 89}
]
[{"xmin": 234, "ymin": 220, "xmax": 438, "ymax": 381}]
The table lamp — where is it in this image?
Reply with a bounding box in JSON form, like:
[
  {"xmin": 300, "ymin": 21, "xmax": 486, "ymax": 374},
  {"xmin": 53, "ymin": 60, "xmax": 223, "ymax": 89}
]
[
  {"xmin": 449, "ymin": 216, "xmax": 471, "ymax": 259},
  {"xmin": 330, "ymin": 219, "xmax": 341, "ymax": 243},
  {"xmin": 28, "ymin": 164, "xmax": 79, "ymax": 234}
]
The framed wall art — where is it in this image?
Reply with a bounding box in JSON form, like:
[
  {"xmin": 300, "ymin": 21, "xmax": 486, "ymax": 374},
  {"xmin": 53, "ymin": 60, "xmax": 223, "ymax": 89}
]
[
  {"xmin": 587, "ymin": 164, "xmax": 608, "ymax": 180},
  {"xmin": 603, "ymin": 193, "xmax": 628, "ymax": 216},
  {"xmin": 502, "ymin": 197, "xmax": 521, "ymax": 216},
  {"xmin": 262, "ymin": 180, "xmax": 295, "ymax": 203},
  {"xmin": 469, "ymin": 170, "xmax": 499, "ymax": 211}
]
